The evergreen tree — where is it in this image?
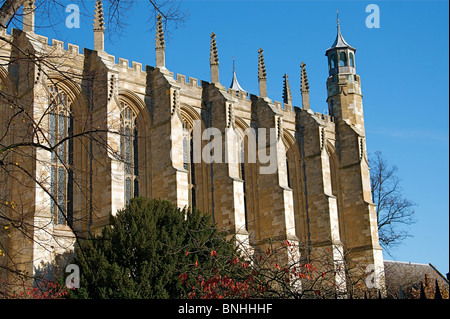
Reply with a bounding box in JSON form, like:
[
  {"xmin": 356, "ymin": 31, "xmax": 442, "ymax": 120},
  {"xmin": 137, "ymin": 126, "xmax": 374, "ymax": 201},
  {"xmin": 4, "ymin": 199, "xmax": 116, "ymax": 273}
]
[{"xmin": 70, "ymin": 197, "xmax": 240, "ymax": 299}]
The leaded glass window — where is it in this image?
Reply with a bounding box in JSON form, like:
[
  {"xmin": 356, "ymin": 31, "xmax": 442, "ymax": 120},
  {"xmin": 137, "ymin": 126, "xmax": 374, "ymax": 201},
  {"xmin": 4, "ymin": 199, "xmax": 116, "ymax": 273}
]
[
  {"xmin": 48, "ymin": 85, "xmax": 73, "ymax": 225},
  {"xmin": 182, "ymin": 120, "xmax": 196, "ymax": 209},
  {"xmin": 120, "ymin": 101, "xmax": 139, "ymax": 204},
  {"xmin": 238, "ymin": 135, "xmax": 248, "ymax": 231},
  {"xmin": 286, "ymin": 154, "xmax": 291, "ymax": 189}
]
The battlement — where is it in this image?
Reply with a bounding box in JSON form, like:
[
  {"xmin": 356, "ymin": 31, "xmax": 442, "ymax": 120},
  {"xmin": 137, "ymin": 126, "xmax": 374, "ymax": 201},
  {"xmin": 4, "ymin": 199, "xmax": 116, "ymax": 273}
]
[
  {"xmin": 316, "ymin": 112, "xmax": 334, "ymax": 122},
  {"xmin": 175, "ymin": 73, "xmax": 201, "ymax": 88},
  {"xmin": 116, "ymin": 57, "xmax": 144, "ymax": 73},
  {"xmin": 227, "ymin": 88, "xmax": 249, "ymax": 100},
  {"xmin": 277, "ymin": 100, "xmax": 295, "ymax": 113},
  {"xmin": 295, "ymin": 106, "xmax": 335, "ymax": 126},
  {"xmin": 32, "ymin": 34, "xmax": 83, "ymax": 57},
  {"xmin": 0, "ymin": 27, "xmax": 12, "ymax": 40},
  {"xmin": 314, "ymin": 111, "xmax": 335, "ymax": 124},
  {"xmin": 102, "ymin": 54, "xmax": 146, "ymax": 75},
  {"xmin": 25, "ymin": 31, "xmax": 147, "ymax": 76}
]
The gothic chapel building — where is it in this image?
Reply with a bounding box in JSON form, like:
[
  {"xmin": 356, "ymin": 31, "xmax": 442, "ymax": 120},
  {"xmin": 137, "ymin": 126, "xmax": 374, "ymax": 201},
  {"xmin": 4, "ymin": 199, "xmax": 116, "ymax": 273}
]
[{"xmin": 0, "ymin": 1, "xmax": 385, "ymax": 293}]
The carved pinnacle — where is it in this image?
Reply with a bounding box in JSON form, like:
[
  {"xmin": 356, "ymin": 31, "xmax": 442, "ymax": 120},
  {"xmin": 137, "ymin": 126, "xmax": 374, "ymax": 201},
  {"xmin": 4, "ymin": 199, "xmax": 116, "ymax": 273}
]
[
  {"xmin": 93, "ymin": 0, "xmax": 105, "ymax": 31},
  {"xmin": 283, "ymin": 74, "xmax": 292, "ymax": 105},
  {"xmin": 300, "ymin": 62, "xmax": 309, "ymax": 92},
  {"xmin": 155, "ymin": 14, "xmax": 165, "ymax": 49},
  {"xmin": 210, "ymin": 32, "xmax": 219, "ymax": 65},
  {"xmin": 258, "ymin": 48, "xmax": 266, "ymax": 80}
]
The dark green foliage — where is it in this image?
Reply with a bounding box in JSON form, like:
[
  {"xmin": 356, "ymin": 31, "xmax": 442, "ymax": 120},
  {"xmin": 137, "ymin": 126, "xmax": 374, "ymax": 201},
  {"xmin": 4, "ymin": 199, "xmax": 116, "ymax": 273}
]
[{"xmin": 70, "ymin": 197, "xmax": 239, "ymax": 299}]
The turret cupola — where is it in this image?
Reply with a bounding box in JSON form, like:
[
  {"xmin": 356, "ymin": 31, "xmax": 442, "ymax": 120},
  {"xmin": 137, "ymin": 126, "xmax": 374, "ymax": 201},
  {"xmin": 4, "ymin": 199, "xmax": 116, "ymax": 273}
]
[{"xmin": 325, "ymin": 11, "xmax": 356, "ymax": 76}]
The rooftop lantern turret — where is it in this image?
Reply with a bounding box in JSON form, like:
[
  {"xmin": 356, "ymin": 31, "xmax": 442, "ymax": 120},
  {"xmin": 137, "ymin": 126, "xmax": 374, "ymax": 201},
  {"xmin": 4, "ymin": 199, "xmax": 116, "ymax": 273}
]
[{"xmin": 325, "ymin": 10, "xmax": 356, "ymax": 76}]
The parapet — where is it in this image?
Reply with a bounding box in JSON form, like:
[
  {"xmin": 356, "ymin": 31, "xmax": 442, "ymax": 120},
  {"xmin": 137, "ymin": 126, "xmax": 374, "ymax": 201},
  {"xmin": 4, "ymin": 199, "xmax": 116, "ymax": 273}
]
[
  {"xmin": 117, "ymin": 57, "xmax": 145, "ymax": 73},
  {"xmin": 30, "ymin": 34, "xmax": 83, "ymax": 57},
  {"xmin": 175, "ymin": 73, "xmax": 202, "ymax": 89},
  {"xmin": 227, "ymin": 88, "xmax": 249, "ymax": 100},
  {"xmin": 315, "ymin": 112, "xmax": 335, "ymax": 124},
  {"xmin": 31, "ymin": 32, "xmax": 147, "ymax": 77},
  {"xmin": 277, "ymin": 100, "xmax": 295, "ymax": 113},
  {"xmin": 101, "ymin": 54, "xmax": 146, "ymax": 76}
]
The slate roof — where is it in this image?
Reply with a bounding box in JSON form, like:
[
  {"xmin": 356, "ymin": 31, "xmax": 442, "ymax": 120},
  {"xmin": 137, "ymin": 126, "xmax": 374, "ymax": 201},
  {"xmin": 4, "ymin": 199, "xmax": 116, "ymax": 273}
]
[
  {"xmin": 326, "ymin": 25, "xmax": 356, "ymax": 54},
  {"xmin": 384, "ymin": 260, "xmax": 449, "ymax": 298}
]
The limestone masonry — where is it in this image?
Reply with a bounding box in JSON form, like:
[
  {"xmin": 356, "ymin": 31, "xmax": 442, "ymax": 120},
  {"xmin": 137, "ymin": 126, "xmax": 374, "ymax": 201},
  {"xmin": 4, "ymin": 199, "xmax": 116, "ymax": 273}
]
[{"xmin": 0, "ymin": 1, "xmax": 385, "ymax": 293}]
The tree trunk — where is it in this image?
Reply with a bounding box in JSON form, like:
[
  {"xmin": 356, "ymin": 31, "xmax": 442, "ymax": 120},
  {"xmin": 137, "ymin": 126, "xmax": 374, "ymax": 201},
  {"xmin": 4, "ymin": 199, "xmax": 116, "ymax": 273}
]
[{"xmin": 0, "ymin": 0, "xmax": 26, "ymax": 29}]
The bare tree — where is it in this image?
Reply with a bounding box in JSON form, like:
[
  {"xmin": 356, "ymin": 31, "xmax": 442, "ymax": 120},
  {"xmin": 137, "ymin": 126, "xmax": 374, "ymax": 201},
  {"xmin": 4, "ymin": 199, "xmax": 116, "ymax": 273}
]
[
  {"xmin": 0, "ymin": 0, "xmax": 187, "ymax": 298},
  {"xmin": 183, "ymin": 236, "xmax": 381, "ymax": 299},
  {"xmin": 369, "ymin": 151, "xmax": 416, "ymax": 251},
  {"xmin": 0, "ymin": 0, "xmax": 188, "ymax": 31}
]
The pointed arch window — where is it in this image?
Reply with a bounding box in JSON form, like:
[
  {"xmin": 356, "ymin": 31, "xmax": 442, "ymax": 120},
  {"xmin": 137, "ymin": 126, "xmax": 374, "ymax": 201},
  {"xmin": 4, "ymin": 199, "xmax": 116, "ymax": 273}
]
[
  {"xmin": 48, "ymin": 85, "xmax": 73, "ymax": 225},
  {"xmin": 237, "ymin": 134, "xmax": 248, "ymax": 231},
  {"xmin": 285, "ymin": 153, "xmax": 291, "ymax": 189},
  {"xmin": 349, "ymin": 52, "xmax": 355, "ymax": 67},
  {"xmin": 339, "ymin": 51, "xmax": 347, "ymax": 66},
  {"xmin": 182, "ymin": 120, "xmax": 196, "ymax": 209},
  {"xmin": 120, "ymin": 101, "xmax": 139, "ymax": 204},
  {"xmin": 329, "ymin": 53, "xmax": 338, "ymax": 69}
]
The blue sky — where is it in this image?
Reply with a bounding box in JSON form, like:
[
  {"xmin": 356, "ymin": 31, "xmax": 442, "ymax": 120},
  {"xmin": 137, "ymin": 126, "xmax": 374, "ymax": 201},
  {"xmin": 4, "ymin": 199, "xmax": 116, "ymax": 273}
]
[{"xmin": 13, "ymin": 0, "xmax": 449, "ymax": 274}]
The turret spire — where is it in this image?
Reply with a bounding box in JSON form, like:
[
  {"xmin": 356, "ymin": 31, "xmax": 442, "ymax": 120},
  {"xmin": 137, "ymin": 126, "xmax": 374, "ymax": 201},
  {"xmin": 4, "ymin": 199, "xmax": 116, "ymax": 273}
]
[
  {"xmin": 258, "ymin": 48, "xmax": 267, "ymax": 98},
  {"xmin": 93, "ymin": 0, "xmax": 105, "ymax": 51},
  {"xmin": 326, "ymin": 11, "xmax": 355, "ymax": 54},
  {"xmin": 229, "ymin": 57, "xmax": 245, "ymax": 92},
  {"xmin": 155, "ymin": 14, "xmax": 166, "ymax": 68},
  {"xmin": 210, "ymin": 32, "xmax": 219, "ymax": 84},
  {"xmin": 337, "ymin": 9, "xmax": 340, "ymax": 28}
]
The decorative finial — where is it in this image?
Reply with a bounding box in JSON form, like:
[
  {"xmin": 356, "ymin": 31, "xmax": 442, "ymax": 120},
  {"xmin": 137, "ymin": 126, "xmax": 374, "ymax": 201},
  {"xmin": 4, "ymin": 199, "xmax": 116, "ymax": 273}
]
[
  {"xmin": 300, "ymin": 62, "xmax": 310, "ymax": 110},
  {"xmin": 210, "ymin": 32, "xmax": 219, "ymax": 65},
  {"xmin": 210, "ymin": 32, "xmax": 219, "ymax": 83},
  {"xmin": 93, "ymin": 0, "xmax": 105, "ymax": 51},
  {"xmin": 282, "ymin": 74, "xmax": 292, "ymax": 106},
  {"xmin": 258, "ymin": 48, "xmax": 267, "ymax": 98},
  {"xmin": 258, "ymin": 48, "xmax": 267, "ymax": 81},
  {"xmin": 94, "ymin": 0, "xmax": 105, "ymax": 31},
  {"xmin": 337, "ymin": 9, "xmax": 340, "ymax": 28},
  {"xmin": 155, "ymin": 14, "xmax": 166, "ymax": 68},
  {"xmin": 155, "ymin": 14, "xmax": 165, "ymax": 49},
  {"xmin": 300, "ymin": 62, "xmax": 309, "ymax": 93}
]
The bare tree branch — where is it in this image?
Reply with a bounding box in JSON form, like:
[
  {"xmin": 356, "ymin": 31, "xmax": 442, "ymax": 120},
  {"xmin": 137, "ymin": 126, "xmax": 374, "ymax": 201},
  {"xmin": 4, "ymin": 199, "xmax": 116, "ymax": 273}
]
[{"xmin": 369, "ymin": 151, "xmax": 416, "ymax": 251}]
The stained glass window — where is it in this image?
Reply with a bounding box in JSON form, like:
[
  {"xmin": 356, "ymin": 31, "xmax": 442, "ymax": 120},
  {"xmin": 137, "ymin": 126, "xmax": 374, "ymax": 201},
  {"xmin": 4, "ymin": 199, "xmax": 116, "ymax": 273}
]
[
  {"xmin": 182, "ymin": 121, "xmax": 189, "ymax": 171},
  {"xmin": 286, "ymin": 155, "xmax": 291, "ymax": 189},
  {"xmin": 182, "ymin": 120, "xmax": 196, "ymax": 209},
  {"xmin": 120, "ymin": 101, "xmax": 139, "ymax": 204},
  {"xmin": 238, "ymin": 135, "xmax": 248, "ymax": 231},
  {"xmin": 48, "ymin": 85, "xmax": 73, "ymax": 225}
]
